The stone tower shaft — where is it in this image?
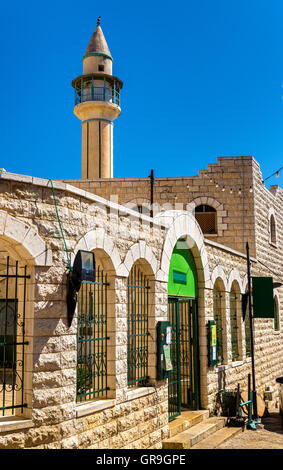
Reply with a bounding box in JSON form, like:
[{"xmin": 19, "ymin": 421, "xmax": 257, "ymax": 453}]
[{"xmin": 72, "ymin": 19, "xmax": 122, "ymax": 179}]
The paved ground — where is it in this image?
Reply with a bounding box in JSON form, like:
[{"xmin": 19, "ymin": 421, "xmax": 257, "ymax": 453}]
[{"xmin": 218, "ymin": 409, "xmax": 283, "ymax": 449}]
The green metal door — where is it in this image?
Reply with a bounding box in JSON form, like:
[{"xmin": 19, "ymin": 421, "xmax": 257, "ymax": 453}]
[{"xmin": 168, "ymin": 297, "xmax": 200, "ymax": 421}]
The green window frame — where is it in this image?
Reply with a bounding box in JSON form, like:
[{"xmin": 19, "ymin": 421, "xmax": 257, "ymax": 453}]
[
  {"xmin": 213, "ymin": 289, "xmax": 223, "ymax": 365},
  {"xmin": 127, "ymin": 265, "xmax": 149, "ymax": 387},
  {"xmin": 229, "ymin": 291, "xmax": 239, "ymax": 361},
  {"xmin": 77, "ymin": 266, "xmax": 109, "ymax": 402}
]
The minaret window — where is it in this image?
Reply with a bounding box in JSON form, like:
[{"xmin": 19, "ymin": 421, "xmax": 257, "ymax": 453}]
[
  {"xmin": 195, "ymin": 205, "xmax": 217, "ymax": 234},
  {"xmin": 98, "ymin": 65, "xmax": 104, "ymax": 72}
]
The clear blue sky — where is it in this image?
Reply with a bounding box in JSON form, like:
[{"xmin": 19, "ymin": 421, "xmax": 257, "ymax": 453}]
[{"xmin": 1, "ymin": 0, "xmax": 283, "ymax": 187}]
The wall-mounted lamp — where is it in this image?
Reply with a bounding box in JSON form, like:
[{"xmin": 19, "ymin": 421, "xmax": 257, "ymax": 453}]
[{"xmin": 67, "ymin": 250, "xmax": 96, "ymax": 326}]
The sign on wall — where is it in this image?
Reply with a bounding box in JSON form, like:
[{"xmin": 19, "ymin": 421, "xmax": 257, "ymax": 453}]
[{"xmin": 252, "ymin": 277, "xmax": 274, "ymax": 319}]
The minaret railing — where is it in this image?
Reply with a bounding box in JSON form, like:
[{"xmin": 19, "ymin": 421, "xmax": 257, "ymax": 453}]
[{"xmin": 74, "ymin": 75, "xmax": 120, "ymax": 106}]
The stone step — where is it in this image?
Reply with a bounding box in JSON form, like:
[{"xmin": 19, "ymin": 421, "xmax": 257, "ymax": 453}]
[
  {"xmin": 190, "ymin": 426, "xmax": 244, "ymax": 449},
  {"xmin": 169, "ymin": 410, "xmax": 210, "ymax": 437},
  {"xmin": 163, "ymin": 417, "xmax": 227, "ymax": 449}
]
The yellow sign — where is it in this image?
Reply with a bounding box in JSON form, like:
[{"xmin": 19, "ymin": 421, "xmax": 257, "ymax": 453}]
[
  {"xmin": 211, "ymin": 325, "xmax": 217, "ymax": 346},
  {"xmin": 163, "ymin": 345, "xmax": 173, "ymax": 371}
]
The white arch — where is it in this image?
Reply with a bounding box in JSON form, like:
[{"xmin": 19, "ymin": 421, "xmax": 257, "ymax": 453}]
[
  {"xmin": 117, "ymin": 241, "xmax": 159, "ymax": 277},
  {"xmin": 0, "ymin": 210, "xmax": 52, "ymax": 266},
  {"xmin": 73, "ymin": 228, "xmax": 121, "ymax": 274},
  {"xmin": 154, "ymin": 210, "xmax": 211, "ymax": 287},
  {"xmin": 227, "ymin": 268, "xmax": 244, "ymax": 293},
  {"xmin": 211, "ymin": 265, "xmax": 228, "ymax": 291}
]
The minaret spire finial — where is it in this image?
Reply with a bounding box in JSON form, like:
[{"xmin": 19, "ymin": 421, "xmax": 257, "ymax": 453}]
[{"xmin": 97, "ymin": 16, "xmax": 101, "ymax": 26}]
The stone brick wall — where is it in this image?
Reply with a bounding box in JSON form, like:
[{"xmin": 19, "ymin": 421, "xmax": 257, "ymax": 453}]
[
  {"xmin": 204, "ymin": 240, "xmax": 283, "ymax": 413},
  {"xmin": 0, "ymin": 168, "xmax": 281, "ymax": 448},
  {"xmin": 61, "ymin": 156, "xmax": 257, "ymax": 256},
  {"xmin": 0, "ymin": 173, "xmax": 169, "ymax": 449}
]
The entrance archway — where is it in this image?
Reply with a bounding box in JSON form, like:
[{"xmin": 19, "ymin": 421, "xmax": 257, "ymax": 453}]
[{"xmin": 167, "ymin": 240, "xmax": 200, "ymax": 420}]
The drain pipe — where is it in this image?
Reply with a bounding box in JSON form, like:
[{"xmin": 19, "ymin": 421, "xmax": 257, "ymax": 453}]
[{"xmin": 149, "ymin": 169, "xmax": 154, "ymax": 218}]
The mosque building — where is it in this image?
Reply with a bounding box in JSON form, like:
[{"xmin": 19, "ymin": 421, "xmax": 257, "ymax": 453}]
[{"xmin": 0, "ymin": 19, "xmax": 282, "ymax": 449}]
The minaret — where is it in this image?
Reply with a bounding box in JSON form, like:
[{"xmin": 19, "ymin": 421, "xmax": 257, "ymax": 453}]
[{"xmin": 72, "ymin": 18, "xmax": 123, "ymax": 179}]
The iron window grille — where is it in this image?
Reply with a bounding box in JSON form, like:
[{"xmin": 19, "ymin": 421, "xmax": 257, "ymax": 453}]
[
  {"xmin": 195, "ymin": 205, "xmax": 217, "ymax": 235},
  {"xmin": 127, "ymin": 266, "xmax": 149, "ymax": 387},
  {"xmin": 77, "ymin": 266, "xmax": 109, "ymax": 402},
  {"xmin": 213, "ymin": 291, "xmax": 223, "ymax": 364},
  {"xmin": 0, "ymin": 256, "xmax": 29, "ymax": 416},
  {"xmin": 229, "ymin": 292, "xmax": 239, "ymax": 361}
]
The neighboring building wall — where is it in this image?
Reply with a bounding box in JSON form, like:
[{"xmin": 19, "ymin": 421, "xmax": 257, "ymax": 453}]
[
  {"xmin": 203, "ymin": 240, "xmax": 283, "ymax": 412},
  {"xmin": 61, "ymin": 156, "xmax": 257, "ymax": 257}
]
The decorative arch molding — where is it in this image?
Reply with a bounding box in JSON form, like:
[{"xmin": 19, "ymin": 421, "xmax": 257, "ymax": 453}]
[
  {"xmin": 227, "ymin": 268, "xmax": 244, "ymax": 293},
  {"xmin": 117, "ymin": 241, "xmax": 158, "ymax": 277},
  {"xmin": 188, "ymin": 196, "xmax": 227, "ymax": 236},
  {"xmin": 73, "ymin": 228, "xmax": 121, "ymax": 274},
  {"xmin": 155, "ymin": 210, "xmax": 211, "ymax": 288},
  {"xmin": 0, "ymin": 210, "xmax": 52, "ymax": 266},
  {"xmin": 211, "ymin": 265, "xmax": 228, "ymax": 292}
]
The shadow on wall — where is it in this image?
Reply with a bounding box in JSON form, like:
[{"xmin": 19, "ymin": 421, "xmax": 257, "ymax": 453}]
[{"xmin": 213, "ymin": 368, "xmax": 227, "ymax": 416}]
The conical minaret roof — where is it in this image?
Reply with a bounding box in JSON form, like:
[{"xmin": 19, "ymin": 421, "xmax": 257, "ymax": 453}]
[{"xmin": 84, "ymin": 17, "xmax": 112, "ymax": 59}]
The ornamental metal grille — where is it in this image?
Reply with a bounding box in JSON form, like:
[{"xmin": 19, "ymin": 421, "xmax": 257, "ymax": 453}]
[
  {"xmin": 0, "ymin": 256, "xmax": 29, "ymax": 416},
  {"xmin": 77, "ymin": 267, "xmax": 109, "ymax": 402},
  {"xmin": 213, "ymin": 291, "xmax": 223, "ymax": 364},
  {"xmin": 127, "ymin": 266, "xmax": 149, "ymax": 387},
  {"xmin": 195, "ymin": 205, "xmax": 217, "ymax": 234},
  {"xmin": 229, "ymin": 292, "xmax": 239, "ymax": 361},
  {"xmin": 195, "ymin": 213, "xmax": 217, "ymax": 234},
  {"xmin": 168, "ymin": 297, "xmax": 199, "ymax": 422},
  {"xmin": 168, "ymin": 298, "xmax": 180, "ymax": 421},
  {"xmin": 270, "ymin": 215, "xmax": 276, "ymax": 244}
]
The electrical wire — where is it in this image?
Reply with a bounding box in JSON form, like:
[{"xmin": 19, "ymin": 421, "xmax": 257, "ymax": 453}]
[
  {"xmin": 48, "ymin": 179, "xmax": 72, "ymax": 271},
  {"xmin": 263, "ymin": 166, "xmax": 283, "ymax": 183},
  {"xmin": 255, "ymin": 258, "xmax": 283, "ymax": 284}
]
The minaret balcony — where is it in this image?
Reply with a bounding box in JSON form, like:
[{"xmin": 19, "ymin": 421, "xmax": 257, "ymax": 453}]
[{"xmin": 72, "ymin": 73, "xmax": 123, "ymax": 108}]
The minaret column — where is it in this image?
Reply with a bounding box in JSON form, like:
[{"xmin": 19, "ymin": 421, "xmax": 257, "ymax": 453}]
[
  {"xmin": 72, "ymin": 18, "xmax": 122, "ymax": 179},
  {"xmin": 81, "ymin": 118, "xmax": 113, "ymax": 179}
]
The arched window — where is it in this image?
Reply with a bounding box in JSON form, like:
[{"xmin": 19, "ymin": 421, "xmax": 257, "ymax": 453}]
[
  {"xmin": 270, "ymin": 214, "xmax": 276, "ymax": 245},
  {"xmin": 195, "ymin": 205, "xmax": 217, "ymax": 234},
  {"xmin": 244, "ymin": 287, "xmax": 251, "ymax": 358},
  {"xmin": 0, "ymin": 250, "xmax": 30, "ymax": 416},
  {"xmin": 229, "ymin": 286, "xmax": 240, "ymax": 361},
  {"xmin": 213, "ymin": 284, "xmax": 224, "ymax": 364},
  {"xmin": 77, "ymin": 251, "xmax": 112, "ymax": 403},
  {"xmin": 127, "ymin": 263, "xmax": 150, "ymax": 387}
]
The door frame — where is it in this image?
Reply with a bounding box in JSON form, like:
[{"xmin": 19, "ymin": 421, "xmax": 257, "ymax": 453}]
[{"xmin": 168, "ymin": 296, "xmax": 200, "ymax": 421}]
